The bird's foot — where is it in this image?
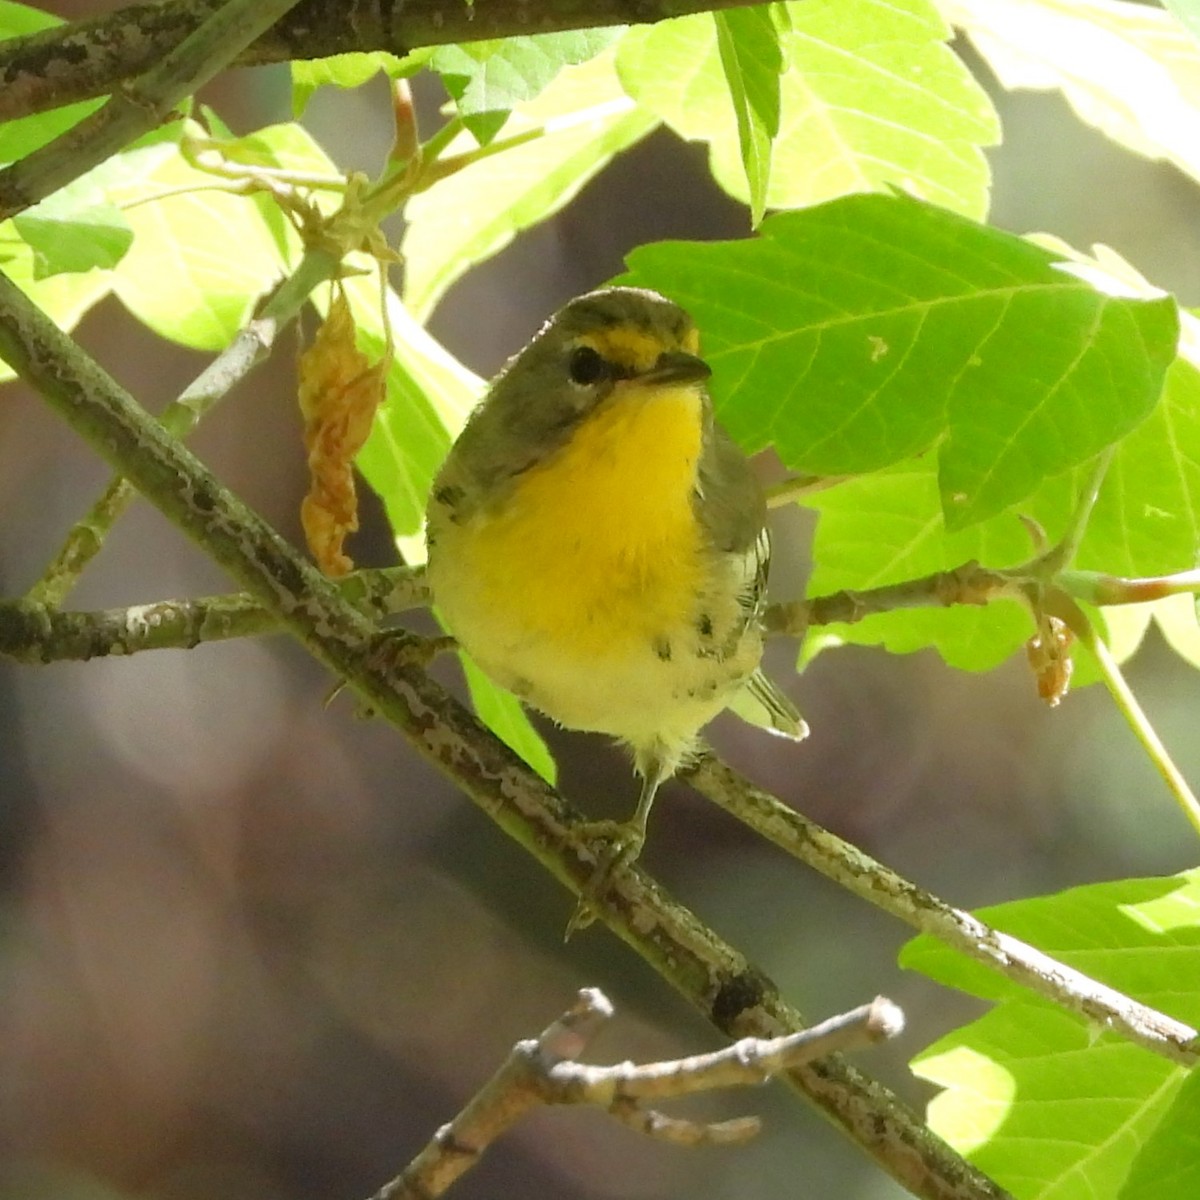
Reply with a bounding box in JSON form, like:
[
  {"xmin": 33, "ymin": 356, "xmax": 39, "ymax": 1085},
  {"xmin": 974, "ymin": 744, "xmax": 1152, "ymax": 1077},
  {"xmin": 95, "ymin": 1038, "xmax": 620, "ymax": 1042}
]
[{"xmin": 564, "ymin": 819, "xmax": 647, "ymax": 940}]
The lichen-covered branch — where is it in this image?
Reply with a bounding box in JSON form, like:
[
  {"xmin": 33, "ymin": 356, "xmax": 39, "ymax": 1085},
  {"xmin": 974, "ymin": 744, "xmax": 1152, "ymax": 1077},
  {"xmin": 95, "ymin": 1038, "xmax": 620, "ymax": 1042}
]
[
  {"xmin": 26, "ymin": 244, "xmax": 343, "ymax": 607},
  {"xmin": 0, "ymin": 0, "xmax": 306, "ymax": 219},
  {"xmin": 0, "ymin": 567, "xmax": 425, "ymax": 664},
  {"xmin": 688, "ymin": 754, "xmax": 1200, "ymax": 1066},
  {"xmin": 1, "ymin": 0, "xmax": 770, "ymax": 122},
  {"xmin": 0, "ymin": 265, "xmax": 1009, "ymax": 1200}
]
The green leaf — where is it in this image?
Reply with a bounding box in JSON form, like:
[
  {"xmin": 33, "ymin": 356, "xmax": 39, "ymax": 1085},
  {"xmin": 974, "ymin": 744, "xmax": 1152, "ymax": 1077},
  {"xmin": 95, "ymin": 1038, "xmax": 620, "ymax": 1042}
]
[
  {"xmin": 461, "ymin": 655, "xmax": 557, "ymax": 783},
  {"xmin": 902, "ymin": 871, "xmax": 1200, "ymax": 1198},
  {"xmin": 338, "ymin": 279, "xmax": 480, "ymax": 557},
  {"xmin": 0, "ymin": 112, "xmax": 178, "ymax": 381},
  {"xmin": 713, "ymin": 6, "xmax": 783, "ymax": 225},
  {"xmin": 801, "ymin": 339, "xmax": 1200, "ymax": 673},
  {"xmin": 431, "ymin": 29, "xmax": 622, "ymax": 144},
  {"xmin": 13, "ymin": 181, "xmax": 133, "ymax": 278},
  {"xmin": 402, "ymin": 51, "xmax": 657, "ymax": 322},
  {"xmin": 947, "ymin": 0, "xmax": 1200, "ymax": 187},
  {"xmin": 107, "ymin": 125, "xmax": 291, "ymax": 350},
  {"xmin": 624, "ymin": 201, "xmax": 1186, "ymax": 674},
  {"xmin": 618, "ymin": 0, "xmax": 997, "ymax": 219},
  {"xmin": 196, "ymin": 119, "xmax": 348, "ymax": 262},
  {"xmin": 1156, "ymin": 594, "xmax": 1200, "ymax": 672},
  {"xmin": 1121, "ymin": 1067, "xmax": 1200, "ymax": 1200},
  {"xmin": 0, "ymin": 0, "xmax": 55, "ymax": 35},
  {"xmin": 621, "ymin": 193, "xmax": 1179, "ymax": 530},
  {"xmin": 1017, "ymin": 240, "xmax": 1200, "ymax": 579},
  {"xmin": 290, "ymin": 50, "xmax": 430, "ymax": 117},
  {"xmin": 1081, "ymin": 354, "xmax": 1200, "ymax": 577},
  {"xmin": 1162, "ymin": 0, "xmax": 1200, "ymax": 45},
  {"xmin": 800, "ymin": 458, "xmax": 1047, "ymax": 671}
]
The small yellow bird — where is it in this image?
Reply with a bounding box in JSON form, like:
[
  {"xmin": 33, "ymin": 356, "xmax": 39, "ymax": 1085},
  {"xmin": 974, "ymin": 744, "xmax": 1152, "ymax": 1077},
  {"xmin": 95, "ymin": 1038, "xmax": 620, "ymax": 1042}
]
[{"xmin": 425, "ymin": 287, "xmax": 806, "ymax": 871}]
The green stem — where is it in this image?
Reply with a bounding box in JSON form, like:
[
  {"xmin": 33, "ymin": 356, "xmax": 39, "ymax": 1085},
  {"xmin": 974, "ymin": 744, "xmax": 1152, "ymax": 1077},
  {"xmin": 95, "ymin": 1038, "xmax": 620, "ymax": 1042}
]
[
  {"xmin": 1037, "ymin": 446, "xmax": 1115, "ymax": 575},
  {"xmin": 1069, "ymin": 604, "xmax": 1200, "ymax": 838},
  {"xmin": 1059, "ymin": 567, "xmax": 1200, "ymax": 606},
  {"xmin": 412, "ymin": 99, "xmax": 636, "ymax": 190}
]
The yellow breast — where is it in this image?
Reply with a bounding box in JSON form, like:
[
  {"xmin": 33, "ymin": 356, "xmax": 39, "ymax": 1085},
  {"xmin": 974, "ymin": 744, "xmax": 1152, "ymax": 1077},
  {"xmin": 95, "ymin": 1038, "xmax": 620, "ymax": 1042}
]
[{"xmin": 442, "ymin": 382, "xmax": 705, "ymax": 661}]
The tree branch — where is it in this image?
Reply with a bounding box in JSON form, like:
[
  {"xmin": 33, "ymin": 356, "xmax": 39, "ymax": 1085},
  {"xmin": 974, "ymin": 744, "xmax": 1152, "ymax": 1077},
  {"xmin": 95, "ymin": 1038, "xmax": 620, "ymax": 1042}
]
[
  {"xmin": 380, "ymin": 989, "xmax": 906, "ymax": 1200},
  {"xmin": 0, "ymin": 265, "xmax": 1009, "ymax": 1200},
  {"xmin": 687, "ymin": 754, "xmax": 1200, "ymax": 1066},
  {"xmin": 1, "ymin": 0, "xmax": 769, "ymax": 123},
  {"xmin": 0, "ymin": 567, "xmax": 426, "ymax": 664},
  {"xmin": 0, "ymin": 0, "xmax": 308, "ymax": 220},
  {"xmin": 25, "ymin": 244, "xmax": 343, "ymax": 607}
]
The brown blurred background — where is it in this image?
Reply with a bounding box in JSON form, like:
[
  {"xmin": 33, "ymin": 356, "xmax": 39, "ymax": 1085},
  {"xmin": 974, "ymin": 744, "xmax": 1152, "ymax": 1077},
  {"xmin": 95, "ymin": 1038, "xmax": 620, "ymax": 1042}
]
[{"xmin": 3, "ymin": 6, "xmax": 1200, "ymax": 1200}]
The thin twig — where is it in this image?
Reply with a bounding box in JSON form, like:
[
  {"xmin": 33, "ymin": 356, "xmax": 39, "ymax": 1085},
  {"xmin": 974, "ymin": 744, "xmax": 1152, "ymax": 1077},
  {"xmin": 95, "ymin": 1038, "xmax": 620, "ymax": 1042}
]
[
  {"xmin": 0, "ymin": 0, "xmax": 306, "ymax": 220},
  {"xmin": 1, "ymin": 567, "xmax": 427, "ymax": 664},
  {"xmin": 1036, "ymin": 447, "xmax": 1115, "ymax": 576},
  {"xmin": 25, "ymin": 244, "xmax": 342, "ymax": 607},
  {"xmin": 763, "ymin": 562, "xmax": 1017, "ymax": 640},
  {"xmin": 377, "ymin": 989, "xmax": 906, "ymax": 1200},
  {"xmin": 0, "ymin": 266, "xmax": 1010, "ymax": 1200},
  {"xmin": 687, "ymin": 754, "xmax": 1200, "ymax": 1066}
]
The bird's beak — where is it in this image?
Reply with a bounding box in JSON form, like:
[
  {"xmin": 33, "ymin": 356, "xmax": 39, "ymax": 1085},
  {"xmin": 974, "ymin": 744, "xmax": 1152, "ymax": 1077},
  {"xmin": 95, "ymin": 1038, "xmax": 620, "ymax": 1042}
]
[{"xmin": 639, "ymin": 350, "xmax": 712, "ymax": 386}]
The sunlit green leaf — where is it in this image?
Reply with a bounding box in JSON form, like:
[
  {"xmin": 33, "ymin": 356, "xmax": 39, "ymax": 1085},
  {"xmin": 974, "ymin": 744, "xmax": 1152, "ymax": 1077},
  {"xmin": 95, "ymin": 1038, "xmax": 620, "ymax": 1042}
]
[
  {"xmin": 945, "ymin": 0, "xmax": 1200, "ymax": 187},
  {"xmin": 461, "ymin": 655, "xmax": 557, "ymax": 783},
  {"xmin": 107, "ymin": 125, "xmax": 291, "ymax": 350},
  {"xmin": 622, "ymin": 193, "xmax": 1178, "ymax": 530},
  {"xmin": 903, "ymin": 871, "xmax": 1200, "ymax": 1199},
  {"xmin": 800, "ymin": 459, "xmax": 1046, "ymax": 671},
  {"xmin": 619, "ymin": 0, "xmax": 997, "ymax": 218},
  {"xmin": 1162, "ymin": 0, "xmax": 1200, "ymax": 45},
  {"xmin": 291, "ymin": 50, "xmax": 430, "ymax": 117},
  {"xmin": 335, "ymin": 278, "xmax": 557, "ymax": 781},
  {"xmin": 1121, "ymin": 1066, "xmax": 1200, "ymax": 1200},
  {"xmin": 713, "ymin": 6, "xmax": 783, "ymax": 224},
  {"xmin": 402, "ymin": 52, "xmax": 656, "ymax": 322},
  {"xmin": 431, "ymin": 29, "xmax": 622, "ymax": 144},
  {"xmin": 0, "ymin": 239, "xmax": 113, "ymax": 383},
  {"xmin": 0, "ymin": 1, "xmax": 102, "ymax": 162},
  {"xmin": 14, "ymin": 182, "xmax": 133, "ymax": 278}
]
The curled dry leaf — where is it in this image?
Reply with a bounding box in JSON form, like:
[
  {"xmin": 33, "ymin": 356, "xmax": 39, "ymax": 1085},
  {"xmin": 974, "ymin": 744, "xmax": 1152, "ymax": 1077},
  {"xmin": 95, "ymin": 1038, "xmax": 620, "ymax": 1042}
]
[
  {"xmin": 298, "ymin": 292, "xmax": 386, "ymax": 576},
  {"xmin": 1026, "ymin": 613, "xmax": 1075, "ymax": 707}
]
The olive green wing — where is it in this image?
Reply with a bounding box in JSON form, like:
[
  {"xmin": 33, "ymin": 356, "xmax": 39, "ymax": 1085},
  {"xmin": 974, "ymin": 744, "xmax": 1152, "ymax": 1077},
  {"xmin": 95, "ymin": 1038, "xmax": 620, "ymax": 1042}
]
[{"xmin": 696, "ymin": 423, "xmax": 807, "ymax": 740}]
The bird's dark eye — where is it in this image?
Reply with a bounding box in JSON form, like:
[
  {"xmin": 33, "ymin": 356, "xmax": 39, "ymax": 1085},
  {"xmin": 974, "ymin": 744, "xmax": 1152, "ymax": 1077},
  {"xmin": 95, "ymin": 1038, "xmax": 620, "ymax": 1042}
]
[{"xmin": 567, "ymin": 345, "xmax": 607, "ymax": 386}]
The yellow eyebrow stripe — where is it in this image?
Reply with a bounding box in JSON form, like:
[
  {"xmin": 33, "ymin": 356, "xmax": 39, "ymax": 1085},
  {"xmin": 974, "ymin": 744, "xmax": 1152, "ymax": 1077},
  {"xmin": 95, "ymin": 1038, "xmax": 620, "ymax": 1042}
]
[{"xmin": 578, "ymin": 323, "xmax": 701, "ymax": 372}]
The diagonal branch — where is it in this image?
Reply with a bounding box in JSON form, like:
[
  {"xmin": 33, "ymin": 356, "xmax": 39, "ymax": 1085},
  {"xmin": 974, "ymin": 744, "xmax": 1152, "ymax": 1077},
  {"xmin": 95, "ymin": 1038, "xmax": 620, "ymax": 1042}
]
[
  {"xmin": 0, "ymin": 264, "xmax": 1009, "ymax": 1200},
  {"xmin": 0, "ymin": 0, "xmax": 306, "ymax": 220},
  {"xmin": 1, "ymin": 0, "xmax": 771, "ymax": 123},
  {"xmin": 688, "ymin": 754, "xmax": 1200, "ymax": 1066},
  {"xmin": 25, "ymin": 244, "xmax": 343, "ymax": 607}
]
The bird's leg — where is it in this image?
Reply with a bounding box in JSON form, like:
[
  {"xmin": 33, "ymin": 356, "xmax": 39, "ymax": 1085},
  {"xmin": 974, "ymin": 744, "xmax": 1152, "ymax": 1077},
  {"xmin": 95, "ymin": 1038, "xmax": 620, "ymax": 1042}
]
[{"xmin": 564, "ymin": 770, "xmax": 664, "ymax": 939}]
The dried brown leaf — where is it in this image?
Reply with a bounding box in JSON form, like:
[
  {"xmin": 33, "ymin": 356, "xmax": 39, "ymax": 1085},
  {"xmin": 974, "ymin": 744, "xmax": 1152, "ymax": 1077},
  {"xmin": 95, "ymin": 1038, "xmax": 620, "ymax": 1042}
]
[
  {"xmin": 298, "ymin": 293, "xmax": 386, "ymax": 576},
  {"xmin": 1026, "ymin": 614, "xmax": 1075, "ymax": 707}
]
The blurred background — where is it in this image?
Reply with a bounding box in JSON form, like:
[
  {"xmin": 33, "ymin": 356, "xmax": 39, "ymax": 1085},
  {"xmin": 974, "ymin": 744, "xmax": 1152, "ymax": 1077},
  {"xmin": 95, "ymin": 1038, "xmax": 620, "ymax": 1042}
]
[{"xmin": 3, "ymin": 5, "xmax": 1200, "ymax": 1199}]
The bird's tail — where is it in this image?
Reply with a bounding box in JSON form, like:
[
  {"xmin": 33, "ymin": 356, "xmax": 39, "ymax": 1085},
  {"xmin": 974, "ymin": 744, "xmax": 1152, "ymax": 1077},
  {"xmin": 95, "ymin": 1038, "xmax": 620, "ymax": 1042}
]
[{"xmin": 728, "ymin": 669, "xmax": 808, "ymax": 740}]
